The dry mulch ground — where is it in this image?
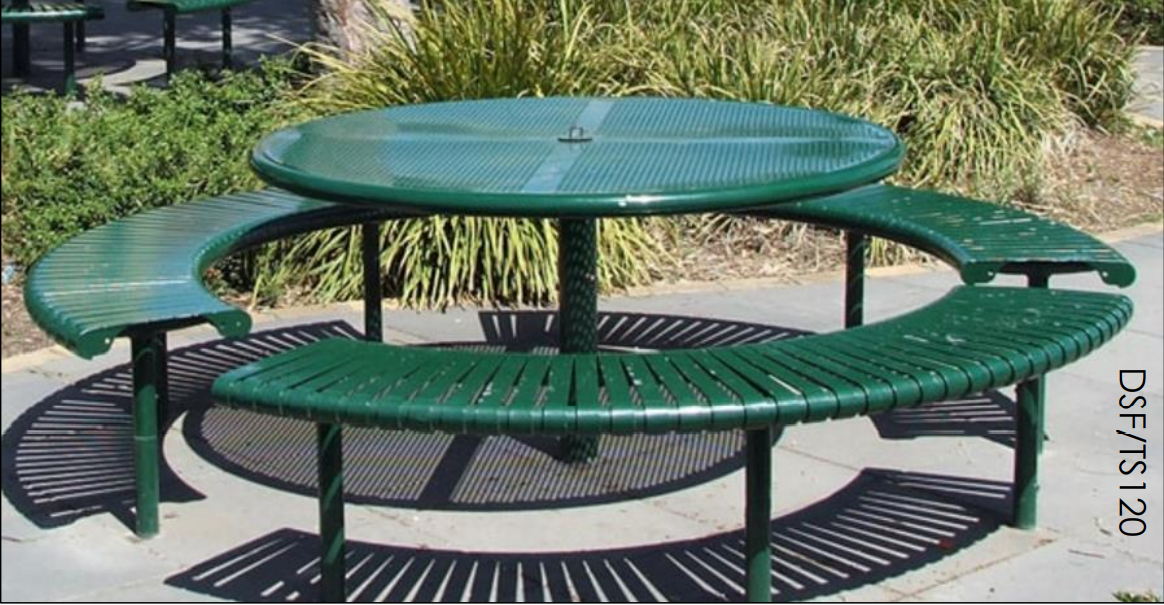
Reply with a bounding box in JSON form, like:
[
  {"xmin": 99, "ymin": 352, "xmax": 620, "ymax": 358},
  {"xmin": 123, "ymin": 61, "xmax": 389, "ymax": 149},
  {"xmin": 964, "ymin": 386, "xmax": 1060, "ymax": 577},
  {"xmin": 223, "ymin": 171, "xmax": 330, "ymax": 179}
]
[{"xmin": 3, "ymin": 132, "xmax": 1162, "ymax": 360}]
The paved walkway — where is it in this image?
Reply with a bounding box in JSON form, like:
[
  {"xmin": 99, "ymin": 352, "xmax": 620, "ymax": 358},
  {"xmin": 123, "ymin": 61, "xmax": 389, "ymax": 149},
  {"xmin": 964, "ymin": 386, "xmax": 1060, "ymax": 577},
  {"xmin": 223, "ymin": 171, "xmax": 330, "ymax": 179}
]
[
  {"xmin": 1132, "ymin": 46, "xmax": 1164, "ymax": 125},
  {"xmin": 2, "ymin": 229, "xmax": 1160, "ymax": 602}
]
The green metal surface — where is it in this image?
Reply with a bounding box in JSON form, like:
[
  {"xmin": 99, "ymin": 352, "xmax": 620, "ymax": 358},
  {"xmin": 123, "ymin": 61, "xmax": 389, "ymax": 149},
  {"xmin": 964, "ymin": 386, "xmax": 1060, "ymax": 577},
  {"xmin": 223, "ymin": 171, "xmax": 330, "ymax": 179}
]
[
  {"xmin": 745, "ymin": 427, "xmax": 774, "ymax": 602},
  {"xmin": 753, "ymin": 184, "xmax": 1136, "ymax": 286},
  {"xmin": 362, "ymin": 222, "xmax": 383, "ymax": 343},
  {"xmin": 558, "ymin": 218, "xmax": 600, "ymax": 463},
  {"xmin": 251, "ymin": 98, "xmax": 904, "ymax": 218},
  {"xmin": 213, "ymin": 286, "xmax": 1132, "ymax": 435},
  {"xmin": 131, "ymin": 333, "xmax": 161, "ymax": 538},
  {"xmin": 1, "ymin": 1, "xmax": 103, "ymax": 23},
  {"xmin": 61, "ymin": 20, "xmax": 75, "ymax": 93},
  {"xmin": 844, "ymin": 232, "xmax": 867, "ymax": 329},
  {"xmin": 1013, "ymin": 377, "xmax": 1042, "ymax": 529},
  {"xmin": 126, "ymin": 0, "xmax": 251, "ymax": 15},
  {"xmin": 317, "ymin": 423, "xmax": 346, "ymax": 602},
  {"xmin": 24, "ymin": 189, "xmax": 404, "ymax": 359}
]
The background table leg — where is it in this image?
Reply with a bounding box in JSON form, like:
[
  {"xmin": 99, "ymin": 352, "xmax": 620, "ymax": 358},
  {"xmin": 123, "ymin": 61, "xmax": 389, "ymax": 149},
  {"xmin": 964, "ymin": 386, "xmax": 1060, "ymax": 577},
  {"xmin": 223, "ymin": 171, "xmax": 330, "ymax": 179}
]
[
  {"xmin": 13, "ymin": 23, "xmax": 31, "ymax": 77},
  {"xmin": 1027, "ymin": 271, "xmax": 1050, "ymax": 454},
  {"xmin": 557, "ymin": 218, "xmax": 599, "ymax": 463},
  {"xmin": 1013, "ymin": 377, "xmax": 1041, "ymax": 528}
]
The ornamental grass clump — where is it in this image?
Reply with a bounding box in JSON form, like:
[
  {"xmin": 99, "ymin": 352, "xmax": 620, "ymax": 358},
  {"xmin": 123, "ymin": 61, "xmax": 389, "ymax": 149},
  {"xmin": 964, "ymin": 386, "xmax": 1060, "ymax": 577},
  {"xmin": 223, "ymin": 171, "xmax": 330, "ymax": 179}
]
[{"xmin": 285, "ymin": 0, "xmax": 1133, "ymax": 303}]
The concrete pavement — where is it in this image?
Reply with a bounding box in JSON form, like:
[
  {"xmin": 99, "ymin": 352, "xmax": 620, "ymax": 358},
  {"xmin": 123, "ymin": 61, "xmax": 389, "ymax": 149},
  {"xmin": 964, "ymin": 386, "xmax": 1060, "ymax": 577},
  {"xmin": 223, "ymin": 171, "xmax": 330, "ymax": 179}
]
[
  {"xmin": 2, "ymin": 229, "xmax": 1160, "ymax": 602},
  {"xmin": 1131, "ymin": 46, "xmax": 1164, "ymax": 126}
]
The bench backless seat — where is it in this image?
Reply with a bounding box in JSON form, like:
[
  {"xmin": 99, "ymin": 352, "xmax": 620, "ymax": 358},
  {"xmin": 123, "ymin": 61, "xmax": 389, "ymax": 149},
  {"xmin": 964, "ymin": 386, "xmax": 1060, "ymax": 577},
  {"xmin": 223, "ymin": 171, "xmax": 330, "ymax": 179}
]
[
  {"xmin": 212, "ymin": 285, "xmax": 1133, "ymax": 602},
  {"xmin": 2, "ymin": 1, "xmax": 104, "ymax": 93},
  {"xmin": 23, "ymin": 188, "xmax": 403, "ymax": 537},
  {"xmin": 126, "ymin": 0, "xmax": 255, "ymax": 78}
]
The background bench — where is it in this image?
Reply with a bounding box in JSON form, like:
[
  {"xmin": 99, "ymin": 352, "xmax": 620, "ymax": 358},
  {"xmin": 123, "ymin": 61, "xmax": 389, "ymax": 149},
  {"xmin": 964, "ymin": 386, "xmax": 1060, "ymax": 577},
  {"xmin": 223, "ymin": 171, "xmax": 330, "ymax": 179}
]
[
  {"xmin": 126, "ymin": 0, "xmax": 254, "ymax": 78},
  {"xmin": 23, "ymin": 188, "xmax": 406, "ymax": 537},
  {"xmin": 2, "ymin": 0, "xmax": 104, "ymax": 93}
]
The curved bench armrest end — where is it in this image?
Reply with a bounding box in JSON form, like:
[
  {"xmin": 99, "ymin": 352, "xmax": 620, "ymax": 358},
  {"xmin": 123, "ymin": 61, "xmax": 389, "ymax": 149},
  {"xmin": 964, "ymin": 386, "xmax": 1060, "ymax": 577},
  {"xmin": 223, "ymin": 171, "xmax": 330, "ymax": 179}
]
[{"xmin": 207, "ymin": 309, "xmax": 253, "ymax": 340}]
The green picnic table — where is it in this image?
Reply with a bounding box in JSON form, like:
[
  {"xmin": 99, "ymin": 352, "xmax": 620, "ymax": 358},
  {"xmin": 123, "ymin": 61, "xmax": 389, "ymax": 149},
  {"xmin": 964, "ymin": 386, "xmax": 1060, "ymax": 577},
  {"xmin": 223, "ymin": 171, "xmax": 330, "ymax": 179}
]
[{"xmin": 22, "ymin": 96, "xmax": 1136, "ymax": 602}]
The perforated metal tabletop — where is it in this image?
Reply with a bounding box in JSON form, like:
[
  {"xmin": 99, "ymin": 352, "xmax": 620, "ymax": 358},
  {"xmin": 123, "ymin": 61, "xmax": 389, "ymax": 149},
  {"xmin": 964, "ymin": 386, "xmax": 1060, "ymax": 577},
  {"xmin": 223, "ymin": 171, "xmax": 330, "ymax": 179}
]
[{"xmin": 251, "ymin": 97, "xmax": 904, "ymax": 218}]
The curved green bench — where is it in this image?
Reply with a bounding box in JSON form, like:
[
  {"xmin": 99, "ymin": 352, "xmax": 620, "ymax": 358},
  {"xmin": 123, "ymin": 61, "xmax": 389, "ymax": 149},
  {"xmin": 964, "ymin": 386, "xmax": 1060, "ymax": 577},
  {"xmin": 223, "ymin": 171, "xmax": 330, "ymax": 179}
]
[
  {"xmin": 750, "ymin": 184, "xmax": 1136, "ymax": 291},
  {"xmin": 211, "ymin": 285, "xmax": 1133, "ymax": 602},
  {"xmin": 126, "ymin": 0, "xmax": 254, "ymax": 78},
  {"xmin": 24, "ymin": 188, "xmax": 405, "ymax": 537},
  {"xmin": 2, "ymin": 1, "xmax": 104, "ymax": 93}
]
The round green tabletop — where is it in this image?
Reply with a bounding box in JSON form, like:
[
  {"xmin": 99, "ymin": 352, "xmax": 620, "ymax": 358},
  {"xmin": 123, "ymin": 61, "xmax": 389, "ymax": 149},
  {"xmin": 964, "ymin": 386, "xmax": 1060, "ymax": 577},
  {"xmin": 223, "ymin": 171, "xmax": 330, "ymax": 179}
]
[{"xmin": 252, "ymin": 97, "xmax": 904, "ymax": 218}]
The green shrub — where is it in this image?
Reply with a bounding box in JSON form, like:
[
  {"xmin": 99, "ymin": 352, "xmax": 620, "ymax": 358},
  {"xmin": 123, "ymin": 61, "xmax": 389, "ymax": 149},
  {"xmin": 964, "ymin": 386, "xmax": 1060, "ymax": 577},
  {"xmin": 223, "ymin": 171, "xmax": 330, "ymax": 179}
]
[{"xmin": 1, "ymin": 61, "xmax": 303, "ymax": 267}]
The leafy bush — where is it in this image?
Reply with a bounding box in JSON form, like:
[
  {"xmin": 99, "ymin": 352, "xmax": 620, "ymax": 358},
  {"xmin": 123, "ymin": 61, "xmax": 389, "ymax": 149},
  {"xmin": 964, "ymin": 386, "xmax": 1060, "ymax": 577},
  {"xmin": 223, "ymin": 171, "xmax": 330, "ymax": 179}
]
[{"xmin": 2, "ymin": 61, "xmax": 303, "ymax": 266}]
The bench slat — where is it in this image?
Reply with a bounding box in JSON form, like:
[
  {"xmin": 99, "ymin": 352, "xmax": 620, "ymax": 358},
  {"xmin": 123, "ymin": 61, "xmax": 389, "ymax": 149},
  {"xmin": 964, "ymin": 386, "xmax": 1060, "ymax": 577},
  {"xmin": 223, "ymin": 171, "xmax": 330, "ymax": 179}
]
[
  {"xmin": 213, "ymin": 286, "xmax": 1133, "ymax": 434},
  {"xmin": 749, "ymin": 185, "xmax": 1136, "ymax": 286},
  {"xmin": 24, "ymin": 189, "xmax": 403, "ymax": 358}
]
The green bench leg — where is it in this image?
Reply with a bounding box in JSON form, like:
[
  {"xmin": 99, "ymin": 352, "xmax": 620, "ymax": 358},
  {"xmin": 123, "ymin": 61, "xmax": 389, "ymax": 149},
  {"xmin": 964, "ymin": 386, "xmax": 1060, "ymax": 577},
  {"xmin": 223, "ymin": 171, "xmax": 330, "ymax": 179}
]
[
  {"xmin": 362, "ymin": 222, "xmax": 382, "ymax": 343},
  {"xmin": 163, "ymin": 10, "xmax": 177, "ymax": 80},
  {"xmin": 1013, "ymin": 376, "xmax": 1041, "ymax": 528},
  {"xmin": 1013, "ymin": 270, "xmax": 1050, "ymax": 528},
  {"xmin": 317, "ymin": 423, "xmax": 346, "ymax": 603},
  {"xmin": 557, "ymin": 218, "xmax": 600, "ymax": 464},
  {"xmin": 13, "ymin": 23, "xmax": 31, "ymax": 77},
  {"xmin": 62, "ymin": 22, "xmax": 77, "ymax": 95},
  {"xmin": 844, "ymin": 231, "xmax": 867, "ymax": 329},
  {"xmin": 221, "ymin": 7, "xmax": 232, "ymax": 70},
  {"xmin": 746, "ymin": 426, "xmax": 774, "ymax": 602},
  {"xmin": 130, "ymin": 333, "xmax": 162, "ymax": 538},
  {"xmin": 1027, "ymin": 272, "xmax": 1050, "ymax": 454}
]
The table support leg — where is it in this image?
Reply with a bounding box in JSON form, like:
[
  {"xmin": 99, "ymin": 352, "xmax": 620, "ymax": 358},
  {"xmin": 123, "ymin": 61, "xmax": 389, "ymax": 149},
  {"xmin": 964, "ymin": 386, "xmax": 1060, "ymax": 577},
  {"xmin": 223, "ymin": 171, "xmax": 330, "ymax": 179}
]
[
  {"xmin": 317, "ymin": 422, "xmax": 346, "ymax": 602},
  {"xmin": 221, "ymin": 7, "xmax": 232, "ymax": 70},
  {"xmin": 844, "ymin": 231, "xmax": 867, "ymax": 329},
  {"xmin": 557, "ymin": 218, "xmax": 599, "ymax": 463},
  {"xmin": 746, "ymin": 426, "xmax": 774, "ymax": 602},
  {"xmin": 1013, "ymin": 377, "xmax": 1041, "ymax": 529},
  {"xmin": 130, "ymin": 333, "xmax": 161, "ymax": 539},
  {"xmin": 362, "ymin": 222, "xmax": 383, "ymax": 342}
]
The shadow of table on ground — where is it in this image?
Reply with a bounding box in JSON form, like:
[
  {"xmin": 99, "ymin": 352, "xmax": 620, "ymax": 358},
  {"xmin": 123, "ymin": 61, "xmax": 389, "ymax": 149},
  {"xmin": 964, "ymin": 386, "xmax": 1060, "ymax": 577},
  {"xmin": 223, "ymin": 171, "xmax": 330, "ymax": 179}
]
[{"xmin": 164, "ymin": 468, "xmax": 1009, "ymax": 602}]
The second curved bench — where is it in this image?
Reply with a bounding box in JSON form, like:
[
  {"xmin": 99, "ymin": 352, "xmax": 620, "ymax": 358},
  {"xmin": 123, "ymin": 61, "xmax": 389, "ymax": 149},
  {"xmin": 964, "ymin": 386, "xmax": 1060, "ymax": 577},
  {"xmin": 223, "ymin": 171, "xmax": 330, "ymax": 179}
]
[{"xmin": 211, "ymin": 285, "xmax": 1133, "ymax": 602}]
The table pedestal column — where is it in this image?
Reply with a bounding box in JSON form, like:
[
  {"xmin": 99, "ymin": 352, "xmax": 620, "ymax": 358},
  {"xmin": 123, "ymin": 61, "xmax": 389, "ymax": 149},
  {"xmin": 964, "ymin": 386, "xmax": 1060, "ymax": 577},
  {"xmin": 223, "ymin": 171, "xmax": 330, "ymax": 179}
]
[{"xmin": 558, "ymin": 218, "xmax": 600, "ymax": 463}]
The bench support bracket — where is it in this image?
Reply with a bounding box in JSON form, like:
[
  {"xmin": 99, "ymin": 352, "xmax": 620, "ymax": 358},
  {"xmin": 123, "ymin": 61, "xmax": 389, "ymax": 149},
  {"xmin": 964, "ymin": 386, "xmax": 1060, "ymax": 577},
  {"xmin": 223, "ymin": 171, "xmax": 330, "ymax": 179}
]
[
  {"xmin": 317, "ymin": 423, "xmax": 346, "ymax": 603},
  {"xmin": 746, "ymin": 426, "xmax": 774, "ymax": 602}
]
